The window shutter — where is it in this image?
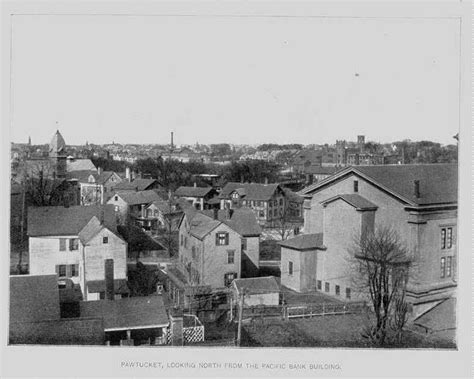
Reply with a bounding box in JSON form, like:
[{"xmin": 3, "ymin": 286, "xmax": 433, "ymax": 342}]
[
  {"xmin": 225, "ymin": 233, "xmax": 229, "ymax": 245},
  {"xmin": 55, "ymin": 265, "xmax": 60, "ymax": 275},
  {"xmin": 216, "ymin": 233, "xmax": 219, "ymax": 246}
]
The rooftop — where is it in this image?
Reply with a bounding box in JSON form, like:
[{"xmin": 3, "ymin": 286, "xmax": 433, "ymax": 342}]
[
  {"xmin": 80, "ymin": 295, "xmax": 169, "ymax": 331},
  {"xmin": 115, "ymin": 190, "xmax": 163, "ymax": 206},
  {"xmin": 28, "ymin": 205, "xmax": 117, "ymax": 237},
  {"xmin": 279, "ymin": 233, "xmax": 325, "ymax": 251},
  {"xmin": 233, "ymin": 276, "xmax": 280, "ymax": 295},
  {"xmin": 219, "ymin": 182, "xmax": 281, "ymax": 201},
  {"xmin": 201, "ymin": 208, "xmax": 262, "ymax": 237},
  {"xmin": 300, "ymin": 164, "xmax": 458, "ymax": 206},
  {"xmin": 175, "ymin": 186, "xmax": 215, "ymax": 198},
  {"xmin": 114, "ymin": 178, "xmax": 160, "ymax": 192}
]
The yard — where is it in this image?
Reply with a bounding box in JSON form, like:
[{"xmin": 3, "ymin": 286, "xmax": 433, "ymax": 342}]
[{"xmin": 241, "ymin": 313, "xmax": 457, "ymax": 349}]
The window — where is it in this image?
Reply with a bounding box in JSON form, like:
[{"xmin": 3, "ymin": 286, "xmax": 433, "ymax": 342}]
[
  {"xmin": 69, "ymin": 238, "xmax": 79, "ymax": 251},
  {"xmin": 256, "ymin": 201, "xmax": 262, "ymax": 207},
  {"xmin": 57, "ymin": 265, "xmax": 67, "ymax": 278},
  {"xmin": 325, "ymin": 282, "xmax": 330, "ymax": 292},
  {"xmin": 335, "ymin": 285, "xmax": 340, "ymax": 296},
  {"xmin": 440, "ymin": 257, "xmax": 446, "ymax": 278},
  {"xmin": 441, "ymin": 227, "xmax": 454, "ymax": 249},
  {"xmin": 241, "ymin": 238, "xmax": 247, "ymax": 251},
  {"xmin": 103, "ymin": 236, "xmax": 108, "ymax": 244},
  {"xmin": 224, "ymin": 272, "xmax": 237, "ymax": 287},
  {"xmin": 353, "ymin": 180, "xmax": 359, "ymax": 193},
  {"xmin": 273, "ymin": 209, "xmax": 278, "ymax": 217},
  {"xmin": 259, "ymin": 210, "xmax": 265, "ymax": 218},
  {"xmin": 191, "ymin": 246, "xmax": 196, "ymax": 259},
  {"xmin": 216, "ymin": 232, "xmax": 229, "ymax": 246},
  {"xmin": 446, "ymin": 256, "xmax": 452, "ymax": 277},
  {"xmin": 279, "ymin": 198, "xmax": 283, "ymax": 206},
  {"xmin": 59, "ymin": 238, "xmax": 67, "ymax": 251},
  {"xmin": 71, "ymin": 264, "xmax": 79, "ymax": 277},
  {"xmin": 114, "ymin": 205, "xmax": 119, "ymax": 212},
  {"xmin": 227, "ymin": 250, "xmax": 235, "ymax": 264},
  {"xmin": 317, "ymin": 280, "xmax": 322, "ymax": 290},
  {"xmin": 114, "ymin": 195, "xmax": 118, "ymax": 201},
  {"xmin": 346, "ymin": 288, "xmax": 351, "ymax": 299},
  {"xmin": 288, "ymin": 261, "xmax": 293, "ymax": 276}
]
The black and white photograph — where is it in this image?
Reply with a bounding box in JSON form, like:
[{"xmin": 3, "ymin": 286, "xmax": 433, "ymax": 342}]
[{"xmin": 1, "ymin": 1, "xmax": 472, "ymax": 378}]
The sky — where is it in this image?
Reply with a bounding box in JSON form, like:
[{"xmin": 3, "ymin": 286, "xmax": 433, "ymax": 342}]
[{"xmin": 10, "ymin": 15, "xmax": 460, "ymax": 146}]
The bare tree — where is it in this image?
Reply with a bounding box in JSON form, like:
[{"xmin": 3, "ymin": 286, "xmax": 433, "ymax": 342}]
[
  {"xmin": 273, "ymin": 204, "xmax": 296, "ymax": 241},
  {"xmin": 349, "ymin": 226, "xmax": 412, "ymax": 346}
]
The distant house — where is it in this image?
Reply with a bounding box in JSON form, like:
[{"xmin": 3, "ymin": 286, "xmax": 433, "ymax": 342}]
[
  {"xmin": 292, "ymin": 164, "xmax": 457, "ymax": 317},
  {"xmin": 114, "ymin": 178, "xmax": 162, "ymax": 193},
  {"xmin": 66, "ymin": 157, "xmax": 97, "ymax": 172},
  {"xmin": 174, "ymin": 185, "xmax": 218, "ymax": 210},
  {"xmin": 107, "ymin": 190, "xmax": 164, "ymax": 224},
  {"xmin": 302, "ymin": 165, "xmax": 340, "ymax": 184},
  {"xmin": 135, "ymin": 199, "xmax": 184, "ymax": 234},
  {"xmin": 232, "ymin": 276, "xmax": 280, "ymax": 307},
  {"xmin": 219, "ymin": 182, "xmax": 291, "ymax": 226},
  {"xmin": 27, "ymin": 205, "xmax": 128, "ymax": 301},
  {"xmin": 9, "ymin": 274, "xmax": 104, "ymax": 345},
  {"xmin": 67, "ymin": 169, "xmax": 123, "ymax": 205}
]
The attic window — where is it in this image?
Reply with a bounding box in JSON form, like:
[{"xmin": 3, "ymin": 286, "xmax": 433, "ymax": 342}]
[
  {"xmin": 114, "ymin": 195, "xmax": 118, "ymax": 201},
  {"xmin": 103, "ymin": 236, "xmax": 108, "ymax": 244},
  {"xmin": 353, "ymin": 180, "xmax": 359, "ymax": 193}
]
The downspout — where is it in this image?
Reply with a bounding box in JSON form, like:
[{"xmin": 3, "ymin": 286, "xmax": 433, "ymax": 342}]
[{"xmin": 82, "ymin": 243, "xmax": 88, "ymax": 301}]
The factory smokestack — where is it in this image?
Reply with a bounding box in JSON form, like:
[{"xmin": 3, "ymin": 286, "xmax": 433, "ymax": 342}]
[{"xmin": 171, "ymin": 132, "xmax": 174, "ymax": 150}]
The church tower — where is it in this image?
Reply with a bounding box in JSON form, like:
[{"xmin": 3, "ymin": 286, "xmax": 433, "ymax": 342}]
[{"xmin": 49, "ymin": 130, "xmax": 67, "ymax": 178}]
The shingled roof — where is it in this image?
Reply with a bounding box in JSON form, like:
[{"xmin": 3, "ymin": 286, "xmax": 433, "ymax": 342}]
[
  {"xmin": 116, "ymin": 190, "xmax": 163, "ymax": 206},
  {"xmin": 279, "ymin": 233, "xmax": 325, "ymax": 251},
  {"xmin": 219, "ymin": 182, "xmax": 281, "ymax": 201},
  {"xmin": 233, "ymin": 276, "xmax": 280, "ymax": 295},
  {"xmin": 299, "ymin": 164, "xmax": 458, "ymax": 206},
  {"xmin": 27, "ymin": 205, "xmax": 117, "ymax": 237},
  {"xmin": 175, "ymin": 186, "xmax": 215, "ymax": 198},
  {"xmin": 67, "ymin": 170, "xmax": 118, "ymax": 185},
  {"xmin": 66, "ymin": 159, "xmax": 96, "ymax": 172},
  {"xmin": 201, "ymin": 208, "xmax": 262, "ymax": 237},
  {"xmin": 114, "ymin": 178, "xmax": 160, "ymax": 192}
]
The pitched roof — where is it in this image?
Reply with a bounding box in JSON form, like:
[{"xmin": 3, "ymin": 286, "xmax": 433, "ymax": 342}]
[
  {"xmin": 279, "ymin": 233, "xmax": 325, "ymax": 251},
  {"xmin": 79, "ymin": 295, "xmax": 169, "ymax": 331},
  {"xmin": 49, "ymin": 130, "xmax": 66, "ymax": 155},
  {"xmin": 114, "ymin": 178, "xmax": 159, "ymax": 192},
  {"xmin": 27, "ymin": 205, "xmax": 117, "ymax": 237},
  {"xmin": 321, "ymin": 194, "xmax": 378, "ymax": 211},
  {"xmin": 86, "ymin": 279, "xmax": 130, "ymax": 295},
  {"xmin": 300, "ymin": 164, "xmax": 458, "ymax": 206},
  {"xmin": 233, "ymin": 276, "xmax": 280, "ymax": 295},
  {"xmin": 282, "ymin": 188, "xmax": 304, "ymax": 204},
  {"xmin": 116, "ymin": 190, "xmax": 163, "ymax": 206},
  {"xmin": 188, "ymin": 213, "xmax": 222, "ymax": 240},
  {"xmin": 219, "ymin": 182, "xmax": 281, "ymax": 201},
  {"xmin": 175, "ymin": 186, "xmax": 215, "ymax": 198},
  {"xmin": 201, "ymin": 208, "xmax": 262, "ymax": 237},
  {"xmin": 10, "ymin": 275, "xmax": 60, "ymax": 323},
  {"xmin": 66, "ymin": 159, "xmax": 96, "ymax": 172}
]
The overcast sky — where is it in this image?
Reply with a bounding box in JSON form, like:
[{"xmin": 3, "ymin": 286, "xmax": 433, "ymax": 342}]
[{"xmin": 10, "ymin": 15, "xmax": 460, "ymax": 146}]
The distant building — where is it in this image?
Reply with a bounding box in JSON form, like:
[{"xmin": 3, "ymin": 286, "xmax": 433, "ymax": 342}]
[
  {"xmin": 107, "ymin": 190, "xmax": 164, "ymax": 224},
  {"xmin": 67, "ymin": 169, "xmax": 123, "ymax": 205},
  {"xmin": 174, "ymin": 185, "xmax": 218, "ymax": 211}
]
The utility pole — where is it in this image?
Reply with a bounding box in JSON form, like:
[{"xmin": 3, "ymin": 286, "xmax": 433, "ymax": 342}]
[{"xmin": 237, "ymin": 289, "xmax": 245, "ymax": 347}]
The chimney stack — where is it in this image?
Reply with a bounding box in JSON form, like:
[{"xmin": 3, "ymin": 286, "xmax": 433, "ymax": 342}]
[
  {"xmin": 414, "ymin": 180, "xmax": 420, "ymax": 198},
  {"xmin": 171, "ymin": 131, "xmax": 174, "ymax": 150},
  {"xmin": 264, "ymin": 177, "xmax": 268, "ymax": 185},
  {"xmin": 125, "ymin": 167, "xmax": 131, "ymax": 182},
  {"xmin": 98, "ymin": 167, "xmax": 103, "ymax": 176},
  {"xmin": 105, "ymin": 259, "xmax": 114, "ymax": 301},
  {"xmin": 194, "ymin": 182, "xmax": 197, "ymax": 188},
  {"xmin": 213, "ymin": 208, "xmax": 219, "ymax": 220}
]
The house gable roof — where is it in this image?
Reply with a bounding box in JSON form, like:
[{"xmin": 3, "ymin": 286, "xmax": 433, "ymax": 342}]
[
  {"xmin": 299, "ymin": 164, "xmax": 458, "ymax": 207},
  {"xmin": 175, "ymin": 186, "xmax": 215, "ymax": 198},
  {"xmin": 114, "ymin": 178, "xmax": 160, "ymax": 192},
  {"xmin": 66, "ymin": 159, "xmax": 96, "ymax": 172},
  {"xmin": 201, "ymin": 208, "xmax": 262, "ymax": 237},
  {"xmin": 233, "ymin": 276, "xmax": 280, "ymax": 295},
  {"xmin": 219, "ymin": 182, "xmax": 281, "ymax": 201},
  {"xmin": 321, "ymin": 194, "xmax": 378, "ymax": 211},
  {"xmin": 28, "ymin": 205, "xmax": 117, "ymax": 237},
  {"xmin": 279, "ymin": 233, "xmax": 325, "ymax": 251},
  {"xmin": 115, "ymin": 190, "xmax": 163, "ymax": 206}
]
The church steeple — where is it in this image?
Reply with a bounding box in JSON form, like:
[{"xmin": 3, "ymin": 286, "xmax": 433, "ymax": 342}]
[{"xmin": 49, "ymin": 130, "xmax": 66, "ymax": 157}]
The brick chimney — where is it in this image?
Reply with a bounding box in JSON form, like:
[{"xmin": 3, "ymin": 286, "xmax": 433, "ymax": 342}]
[{"xmin": 105, "ymin": 259, "xmax": 114, "ymax": 301}]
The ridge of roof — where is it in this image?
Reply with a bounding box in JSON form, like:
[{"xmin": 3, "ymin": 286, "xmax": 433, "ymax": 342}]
[{"xmin": 321, "ymin": 193, "xmax": 378, "ymax": 211}]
